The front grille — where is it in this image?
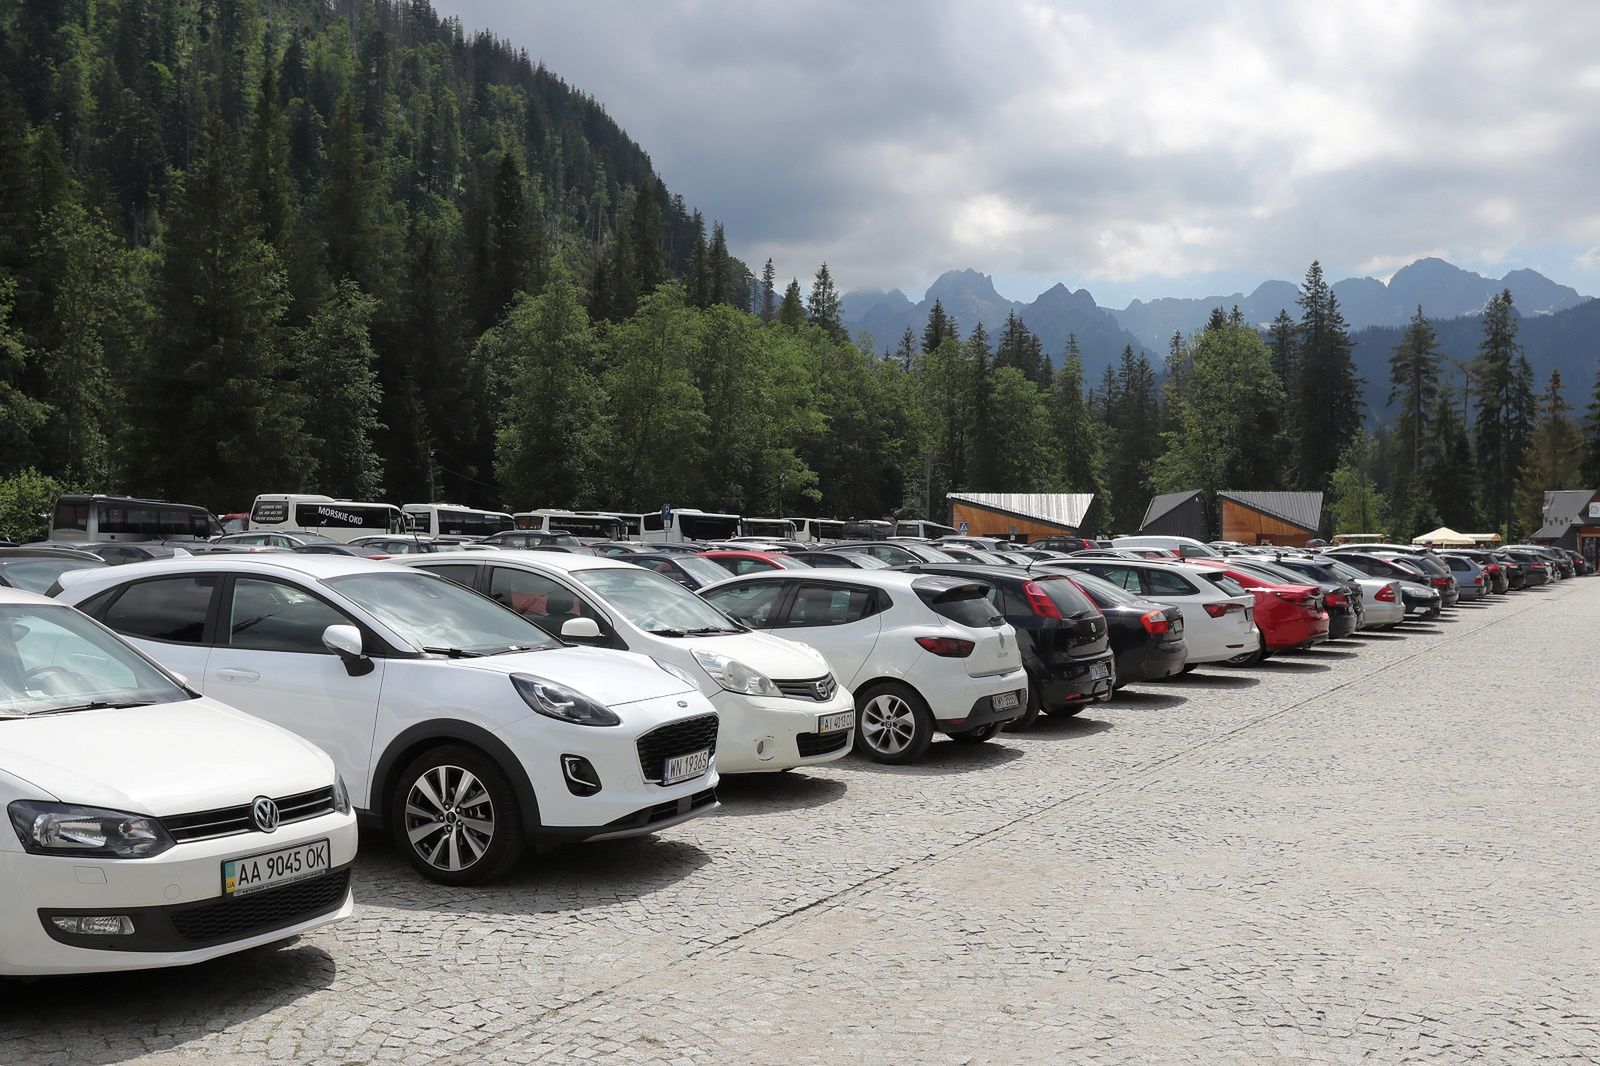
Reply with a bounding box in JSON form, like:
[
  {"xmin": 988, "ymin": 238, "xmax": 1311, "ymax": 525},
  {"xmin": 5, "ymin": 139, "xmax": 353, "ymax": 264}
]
[
  {"xmin": 162, "ymin": 786, "xmax": 337, "ymax": 843},
  {"xmin": 774, "ymin": 675, "xmax": 838, "ymax": 701},
  {"xmin": 796, "ymin": 729, "xmax": 851, "ymax": 757},
  {"xmin": 635, "ymin": 714, "xmax": 719, "ymax": 783},
  {"xmin": 169, "ymin": 867, "xmax": 350, "ymax": 947}
]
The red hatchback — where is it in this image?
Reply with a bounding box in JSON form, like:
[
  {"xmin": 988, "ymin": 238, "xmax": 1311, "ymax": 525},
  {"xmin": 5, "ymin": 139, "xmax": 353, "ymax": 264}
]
[
  {"xmin": 697, "ymin": 549, "xmax": 811, "ymax": 576},
  {"xmin": 1191, "ymin": 559, "xmax": 1329, "ymax": 654}
]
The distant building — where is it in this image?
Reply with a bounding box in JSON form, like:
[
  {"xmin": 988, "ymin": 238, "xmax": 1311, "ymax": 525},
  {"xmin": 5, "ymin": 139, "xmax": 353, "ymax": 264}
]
[
  {"xmin": 945, "ymin": 492, "xmax": 1096, "ymax": 540},
  {"xmin": 1532, "ymin": 489, "xmax": 1600, "ymax": 564},
  {"xmin": 1218, "ymin": 490, "xmax": 1323, "ymax": 547},
  {"xmin": 1139, "ymin": 490, "xmax": 1208, "ymax": 541}
]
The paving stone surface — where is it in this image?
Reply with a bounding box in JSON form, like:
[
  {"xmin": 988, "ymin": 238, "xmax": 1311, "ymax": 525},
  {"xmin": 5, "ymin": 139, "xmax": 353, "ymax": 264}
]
[{"xmin": 3, "ymin": 582, "xmax": 1596, "ymax": 1065}]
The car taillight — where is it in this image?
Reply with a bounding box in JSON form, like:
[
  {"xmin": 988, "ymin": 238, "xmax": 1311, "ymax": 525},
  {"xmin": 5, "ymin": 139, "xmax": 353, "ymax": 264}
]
[
  {"xmin": 1375, "ymin": 585, "xmax": 1397, "ymax": 602},
  {"xmin": 1471, "ymin": 576, "xmax": 1482, "ymax": 585},
  {"xmin": 1203, "ymin": 602, "xmax": 1244, "ymax": 617},
  {"xmin": 915, "ymin": 636, "xmax": 974, "ymax": 657},
  {"xmin": 1430, "ymin": 577, "xmax": 1450, "ymax": 587},
  {"xmin": 1139, "ymin": 610, "xmax": 1169, "ymax": 636},
  {"xmin": 1021, "ymin": 581, "xmax": 1063, "ymax": 620},
  {"xmin": 1272, "ymin": 590, "xmax": 1317, "ymax": 608},
  {"xmin": 1325, "ymin": 592, "xmax": 1347, "ymax": 607}
]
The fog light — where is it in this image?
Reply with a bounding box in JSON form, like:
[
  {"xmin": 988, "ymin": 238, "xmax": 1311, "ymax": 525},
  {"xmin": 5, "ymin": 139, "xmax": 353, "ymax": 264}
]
[
  {"xmin": 52, "ymin": 915, "xmax": 135, "ymax": 935},
  {"xmin": 755, "ymin": 736, "xmax": 776, "ymax": 761},
  {"xmin": 561, "ymin": 755, "xmax": 602, "ymax": 797}
]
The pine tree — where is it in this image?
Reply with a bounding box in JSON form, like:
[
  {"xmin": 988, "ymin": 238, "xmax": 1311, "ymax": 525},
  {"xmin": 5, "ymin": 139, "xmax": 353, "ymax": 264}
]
[
  {"xmin": 298, "ymin": 279, "xmax": 385, "ymax": 500},
  {"xmin": 708, "ymin": 223, "xmax": 729, "ymax": 305},
  {"xmin": 1583, "ymin": 359, "xmax": 1600, "ymax": 487},
  {"xmin": 1105, "ymin": 346, "xmax": 1161, "ymax": 532},
  {"xmin": 759, "ymin": 258, "xmax": 776, "ymax": 323},
  {"xmin": 1387, "ymin": 306, "xmax": 1442, "ymax": 533},
  {"xmin": 687, "ymin": 210, "xmax": 708, "ymax": 308},
  {"xmin": 1424, "ymin": 390, "xmax": 1478, "ymax": 533},
  {"xmin": 776, "ymin": 279, "xmax": 804, "ymax": 328},
  {"xmin": 894, "ymin": 327, "xmax": 916, "ymax": 371},
  {"xmin": 994, "ymin": 310, "xmax": 1047, "ymax": 384},
  {"xmin": 1292, "ymin": 261, "xmax": 1362, "ymax": 491},
  {"xmin": 1047, "ymin": 344, "xmax": 1107, "ymax": 526},
  {"xmin": 244, "ymin": 63, "xmax": 295, "ymax": 253},
  {"xmin": 965, "ymin": 323, "xmax": 995, "ymax": 486},
  {"xmin": 628, "ymin": 185, "xmax": 663, "ymax": 295},
  {"xmin": 1514, "ymin": 369, "xmax": 1581, "ymax": 533},
  {"xmin": 485, "ymin": 152, "xmax": 534, "ymax": 324},
  {"xmin": 321, "ymin": 94, "xmax": 381, "ymax": 291},
  {"xmin": 806, "ymin": 263, "xmax": 844, "ymax": 341},
  {"xmin": 1471, "ymin": 290, "xmax": 1524, "ymax": 532},
  {"xmin": 1267, "ymin": 309, "xmax": 1295, "ymax": 388},
  {"xmin": 922, "ymin": 299, "xmax": 954, "ymax": 353}
]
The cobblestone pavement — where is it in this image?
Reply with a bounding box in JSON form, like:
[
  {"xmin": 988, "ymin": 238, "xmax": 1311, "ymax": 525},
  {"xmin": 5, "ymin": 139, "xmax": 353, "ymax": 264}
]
[{"xmin": 4, "ymin": 582, "xmax": 1598, "ymax": 1065}]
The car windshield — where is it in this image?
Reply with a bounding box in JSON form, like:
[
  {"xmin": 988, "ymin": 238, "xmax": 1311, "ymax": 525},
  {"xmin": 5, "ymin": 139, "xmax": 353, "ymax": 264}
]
[
  {"xmin": 1323, "ymin": 559, "xmax": 1367, "ymax": 583},
  {"xmin": 572, "ymin": 566, "xmax": 741, "ymax": 635},
  {"xmin": 1066, "ymin": 570, "xmax": 1142, "ymax": 606},
  {"xmin": 673, "ymin": 556, "xmax": 734, "ymax": 586},
  {"xmin": 0, "ymin": 557, "xmax": 105, "ymax": 593},
  {"xmin": 0, "ymin": 604, "xmax": 189, "ymax": 716},
  {"xmin": 325, "ymin": 572, "xmax": 559, "ymax": 655}
]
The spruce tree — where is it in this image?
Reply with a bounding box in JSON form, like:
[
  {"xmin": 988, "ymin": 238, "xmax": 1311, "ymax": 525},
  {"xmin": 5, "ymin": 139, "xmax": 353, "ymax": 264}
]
[
  {"xmin": 776, "ymin": 279, "xmax": 804, "ymax": 328},
  {"xmin": 965, "ymin": 323, "xmax": 995, "ymax": 486},
  {"xmin": 1267, "ymin": 309, "xmax": 1295, "ymax": 388},
  {"xmin": 1047, "ymin": 343, "xmax": 1107, "ymax": 526},
  {"xmin": 1424, "ymin": 390, "xmax": 1478, "ymax": 533},
  {"xmin": 1582, "ymin": 359, "xmax": 1600, "ymax": 487},
  {"xmin": 485, "ymin": 152, "xmax": 532, "ymax": 324},
  {"xmin": 321, "ymin": 94, "xmax": 380, "ymax": 291},
  {"xmin": 298, "ymin": 279, "xmax": 385, "ymax": 500},
  {"xmin": 1292, "ymin": 261, "xmax": 1362, "ymax": 491},
  {"xmin": 1471, "ymin": 290, "xmax": 1523, "ymax": 531},
  {"xmin": 1386, "ymin": 306, "xmax": 1441, "ymax": 531},
  {"xmin": 894, "ymin": 327, "xmax": 916, "ymax": 371},
  {"xmin": 687, "ymin": 210, "xmax": 708, "ymax": 308},
  {"xmin": 708, "ymin": 223, "xmax": 729, "ymax": 305},
  {"xmin": 759, "ymin": 258, "xmax": 776, "ymax": 323},
  {"xmin": 922, "ymin": 299, "xmax": 954, "ymax": 353},
  {"xmin": 806, "ymin": 263, "xmax": 845, "ymax": 341},
  {"xmin": 994, "ymin": 310, "xmax": 1046, "ymax": 384},
  {"xmin": 1514, "ymin": 369, "xmax": 1581, "ymax": 533},
  {"xmin": 628, "ymin": 185, "xmax": 663, "ymax": 295},
  {"xmin": 245, "ymin": 63, "xmax": 295, "ymax": 254}
]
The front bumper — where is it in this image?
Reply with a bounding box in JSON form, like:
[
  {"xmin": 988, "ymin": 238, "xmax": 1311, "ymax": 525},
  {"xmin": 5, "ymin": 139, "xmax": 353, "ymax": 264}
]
[
  {"xmin": 709, "ymin": 688, "xmax": 857, "ymax": 773},
  {"xmin": 0, "ymin": 812, "xmax": 357, "ymax": 976}
]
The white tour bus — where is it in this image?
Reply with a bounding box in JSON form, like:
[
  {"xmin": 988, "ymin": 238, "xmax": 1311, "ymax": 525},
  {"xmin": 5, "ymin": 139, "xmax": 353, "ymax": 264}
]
[
  {"xmin": 784, "ymin": 518, "xmax": 847, "ymax": 544},
  {"xmin": 49, "ymin": 494, "xmax": 223, "ymax": 543},
  {"xmin": 402, "ymin": 502, "xmax": 515, "ymax": 539},
  {"xmin": 248, "ymin": 494, "xmax": 407, "ymax": 543},
  {"xmin": 894, "ymin": 519, "xmax": 959, "ymax": 540},
  {"xmin": 513, "ymin": 509, "xmax": 630, "ymax": 540},
  {"xmin": 740, "ymin": 517, "xmax": 798, "ymax": 539},
  {"xmin": 596, "ymin": 508, "xmax": 741, "ymax": 544}
]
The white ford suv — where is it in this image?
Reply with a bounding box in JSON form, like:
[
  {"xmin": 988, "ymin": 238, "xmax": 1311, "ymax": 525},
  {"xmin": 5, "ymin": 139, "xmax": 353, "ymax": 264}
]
[
  {"xmin": 0, "ymin": 586, "xmax": 356, "ymax": 975},
  {"xmin": 55, "ymin": 556, "xmax": 720, "ymax": 885},
  {"xmin": 700, "ymin": 570, "xmax": 1028, "ymax": 764}
]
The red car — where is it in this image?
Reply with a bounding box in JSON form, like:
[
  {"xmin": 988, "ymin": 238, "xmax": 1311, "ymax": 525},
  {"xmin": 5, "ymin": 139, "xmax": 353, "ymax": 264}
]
[
  {"xmin": 1191, "ymin": 559, "xmax": 1329, "ymax": 654},
  {"xmin": 697, "ymin": 549, "xmax": 811, "ymax": 576}
]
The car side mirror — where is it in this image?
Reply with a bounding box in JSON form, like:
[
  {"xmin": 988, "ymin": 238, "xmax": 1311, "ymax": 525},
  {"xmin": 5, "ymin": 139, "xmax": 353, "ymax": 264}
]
[
  {"xmin": 323, "ymin": 624, "xmax": 373, "ymax": 676},
  {"xmin": 560, "ymin": 617, "xmax": 602, "ymax": 642}
]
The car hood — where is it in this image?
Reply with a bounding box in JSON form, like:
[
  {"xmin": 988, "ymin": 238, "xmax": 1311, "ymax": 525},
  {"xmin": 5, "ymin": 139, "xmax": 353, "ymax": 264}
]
[
  {"xmin": 443, "ymin": 646, "xmax": 699, "ymax": 706},
  {"xmin": 0, "ymin": 698, "xmax": 334, "ymax": 816},
  {"xmin": 686, "ymin": 629, "xmax": 832, "ymax": 681}
]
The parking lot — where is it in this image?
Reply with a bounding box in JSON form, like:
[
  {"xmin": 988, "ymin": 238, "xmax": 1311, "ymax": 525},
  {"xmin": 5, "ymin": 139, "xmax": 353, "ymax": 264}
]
[{"xmin": 4, "ymin": 579, "xmax": 1596, "ymax": 1065}]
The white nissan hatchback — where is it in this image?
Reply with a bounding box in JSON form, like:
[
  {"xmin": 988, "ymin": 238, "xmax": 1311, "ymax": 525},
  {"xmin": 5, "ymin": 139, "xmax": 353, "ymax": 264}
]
[
  {"xmin": 391, "ymin": 552, "xmax": 858, "ymax": 773},
  {"xmin": 0, "ymin": 586, "xmax": 356, "ymax": 975},
  {"xmin": 55, "ymin": 556, "xmax": 720, "ymax": 885}
]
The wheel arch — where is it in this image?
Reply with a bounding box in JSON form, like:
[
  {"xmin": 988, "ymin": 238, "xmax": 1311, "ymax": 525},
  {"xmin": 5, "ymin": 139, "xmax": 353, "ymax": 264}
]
[{"xmin": 369, "ymin": 721, "xmax": 541, "ymax": 833}]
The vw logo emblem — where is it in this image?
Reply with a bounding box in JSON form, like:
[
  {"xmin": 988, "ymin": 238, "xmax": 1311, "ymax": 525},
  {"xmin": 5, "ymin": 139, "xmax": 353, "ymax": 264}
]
[{"xmin": 251, "ymin": 796, "xmax": 281, "ymax": 833}]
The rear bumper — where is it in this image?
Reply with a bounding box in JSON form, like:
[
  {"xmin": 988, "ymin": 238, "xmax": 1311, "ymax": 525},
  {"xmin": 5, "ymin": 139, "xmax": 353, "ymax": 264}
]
[
  {"xmin": 1114, "ymin": 639, "xmax": 1188, "ymax": 684},
  {"xmin": 1034, "ymin": 649, "xmax": 1116, "ymax": 705},
  {"xmin": 1261, "ymin": 613, "xmax": 1330, "ymax": 651}
]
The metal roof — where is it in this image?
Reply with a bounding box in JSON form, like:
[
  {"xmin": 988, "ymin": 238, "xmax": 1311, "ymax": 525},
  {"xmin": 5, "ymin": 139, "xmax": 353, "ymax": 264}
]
[
  {"xmin": 1141, "ymin": 490, "xmax": 1202, "ymax": 528},
  {"xmin": 946, "ymin": 492, "xmax": 1094, "ymax": 530},
  {"xmin": 1533, "ymin": 489, "xmax": 1597, "ymax": 540},
  {"xmin": 1218, "ymin": 490, "xmax": 1324, "ymax": 533}
]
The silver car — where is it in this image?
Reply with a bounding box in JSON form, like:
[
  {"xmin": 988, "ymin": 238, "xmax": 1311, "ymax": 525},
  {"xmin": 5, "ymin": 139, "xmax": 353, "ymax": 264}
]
[{"xmin": 1439, "ymin": 553, "xmax": 1488, "ymax": 601}]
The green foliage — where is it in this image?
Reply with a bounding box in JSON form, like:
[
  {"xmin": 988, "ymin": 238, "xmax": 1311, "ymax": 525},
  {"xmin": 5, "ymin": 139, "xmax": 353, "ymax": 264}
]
[
  {"xmin": 1327, "ymin": 432, "xmax": 1391, "ymax": 537},
  {"xmin": 1102, "ymin": 346, "xmax": 1161, "ymax": 533},
  {"xmin": 0, "ymin": 467, "xmax": 66, "ymax": 542},
  {"xmin": 298, "ymin": 279, "xmax": 385, "ymax": 500},
  {"xmin": 806, "ymin": 263, "xmax": 844, "ymax": 342},
  {"xmin": 1471, "ymin": 290, "xmax": 1531, "ymax": 532},
  {"xmin": 1387, "ymin": 306, "xmax": 1442, "ymax": 537},
  {"xmin": 1515, "ymin": 370, "xmax": 1582, "ymax": 534},
  {"xmin": 1292, "ymin": 261, "xmax": 1362, "ymax": 490}
]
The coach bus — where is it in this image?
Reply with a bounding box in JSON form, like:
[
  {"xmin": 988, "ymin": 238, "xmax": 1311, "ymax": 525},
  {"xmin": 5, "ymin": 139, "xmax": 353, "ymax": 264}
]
[
  {"xmin": 49, "ymin": 494, "xmax": 223, "ymax": 543},
  {"xmin": 248, "ymin": 494, "xmax": 407, "ymax": 543},
  {"xmin": 402, "ymin": 503, "xmax": 515, "ymax": 539}
]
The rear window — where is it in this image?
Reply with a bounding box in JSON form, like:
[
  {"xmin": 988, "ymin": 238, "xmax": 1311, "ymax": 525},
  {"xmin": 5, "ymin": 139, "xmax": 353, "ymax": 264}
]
[
  {"xmin": 1443, "ymin": 556, "xmax": 1471, "ymax": 572},
  {"xmin": 1066, "ymin": 571, "xmax": 1141, "ymax": 607},
  {"xmin": 1202, "ymin": 573, "xmax": 1247, "ymax": 597},
  {"xmin": 913, "ymin": 580, "xmax": 1003, "ymax": 628},
  {"xmin": 1032, "ymin": 576, "xmax": 1094, "ymax": 615}
]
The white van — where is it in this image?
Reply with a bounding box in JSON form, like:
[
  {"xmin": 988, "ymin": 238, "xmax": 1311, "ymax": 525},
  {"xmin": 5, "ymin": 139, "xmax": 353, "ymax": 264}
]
[
  {"xmin": 249, "ymin": 494, "xmax": 407, "ymax": 544},
  {"xmin": 402, "ymin": 503, "xmax": 515, "ymax": 539},
  {"xmin": 1111, "ymin": 535, "xmax": 1220, "ymax": 559},
  {"xmin": 49, "ymin": 494, "xmax": 223, "ymax": 543},
  {"xmin": 513, "ymin": 509, "xmax": 629, "ymax": 540}
]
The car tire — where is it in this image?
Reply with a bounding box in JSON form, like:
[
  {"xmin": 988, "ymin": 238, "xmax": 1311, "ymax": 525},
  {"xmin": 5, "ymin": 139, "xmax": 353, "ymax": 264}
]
[
  {"xmin": 951, "ymin": 722, "xmax": 1001, "ymax": 744},
  {"xmin": 854, "ymin": 682, "xmax": 934, "ymax": 764},
  {"xmin": 1005, "ymin": 686, "xmax": 1043, "ymax": 732},
  {"xmin": 390, "ymin": 744, "xmax": 525, "ymax": 886}
]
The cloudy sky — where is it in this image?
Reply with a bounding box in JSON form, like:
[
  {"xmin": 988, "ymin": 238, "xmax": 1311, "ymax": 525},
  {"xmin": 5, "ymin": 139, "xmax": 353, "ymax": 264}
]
[{"xmin": 434, "ymin": 1, "xmax": 1600, "ymax": 307}]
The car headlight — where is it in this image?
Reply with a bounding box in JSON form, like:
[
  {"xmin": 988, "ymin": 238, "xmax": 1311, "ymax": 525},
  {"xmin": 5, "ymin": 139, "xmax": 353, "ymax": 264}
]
[
  {"xmin": 331, "ymin": 775, "xmax": 352, "ymax": 815},
  {"xmin": 7, "ymin": 801, "xmax": 175, "ymax": 859},
  {"xmin": 510, "ymin": 674, "xmax": 622, "ymax": 727},
  {"xmin": 692, "ymin": 650, "xmax": 781, "ymax": 697},
  {"xmin": 652, "ymin": 657, "xmax": 701, "ymax": 688}
]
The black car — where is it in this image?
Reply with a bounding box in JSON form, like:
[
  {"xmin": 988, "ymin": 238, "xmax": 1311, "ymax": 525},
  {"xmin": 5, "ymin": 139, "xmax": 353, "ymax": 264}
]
[
  {"xmin": 628, "ymin": 553, "xmax": 739, "ymax": 590},
  {"xmin": 898, "ymin": 563, "xmax": 1115, "ymax": 729},
  {"xmin": 1259, "ymin": 556, "xmax": 1365, "ymax": 638},
  {"xmin": 0, "ymin": 546, "xmax": 108, "ymax": 593},
  {"xmin": 481, "ymin": 530, "xmax": 587, "ymax": 550},
  {"xmin": 788, "ymin": 551, "xmax": 892, "ymax": 570},
  {"xmin": 1054, "ymin": 569, "xmax": 1187, "ymax": 688},
  {"xmin": 1029, "ymin": 536, "xmax": 1094, "ymax": 553},
  {"xmin": 1330, "ymin": 552, "xmax": 1444, "ymax": 618},
  {"xmin": 1504, "ymin": 549, "xmax": 1552, "ymax": 586}
]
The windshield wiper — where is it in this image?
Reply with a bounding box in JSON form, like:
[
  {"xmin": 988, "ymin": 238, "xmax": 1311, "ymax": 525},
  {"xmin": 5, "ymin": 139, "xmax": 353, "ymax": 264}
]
[
  {"xmin": 684, "ymin": 626, "xmax": 740, "ymax": 635},
  {"xmin": 26, "ymin": 699, "xmax": 162, "ymax": 716},
  {"xmin": 422, "ymin": 646, "xmax": 484, "ymax": 658},
  {"xmin": 643, "ymin": 628, "xmax": 688, "ymax": 637}
]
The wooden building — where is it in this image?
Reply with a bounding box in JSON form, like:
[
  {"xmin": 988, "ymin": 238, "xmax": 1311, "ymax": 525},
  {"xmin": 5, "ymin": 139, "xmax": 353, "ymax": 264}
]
[
  {"xmin": 946, "ymin": 492, "xmax": 1095, "ymax": 541},
  {"xmin": 1218, "ymin": 490, "xmax": 1323, "ymax": 547},
  {"xmin": 1139, "ymin": 490, "xmax": 1208, "ymax": 540},
  {"xmin": 1533, "ymin": 488, "xmax": 1600, "ymax": 566}
]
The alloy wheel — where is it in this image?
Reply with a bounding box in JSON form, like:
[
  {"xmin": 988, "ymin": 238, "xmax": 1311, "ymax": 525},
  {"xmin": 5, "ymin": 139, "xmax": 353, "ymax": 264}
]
[
  {"xmin": 404, "ymin": 764, "xmax": 495, "ymax": 873},
  {"xmin": 861, "ymin": 693, "xmax": 917, "ymax": 755}
]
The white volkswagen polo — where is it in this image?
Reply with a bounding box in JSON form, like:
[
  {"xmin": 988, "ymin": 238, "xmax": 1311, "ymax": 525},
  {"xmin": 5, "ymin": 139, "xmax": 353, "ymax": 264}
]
[
  {"xmin": 55, "ymin": 556, "xmax": 720, "ymax": 886},
  {"xmin": 0, "ymin": 586, "xmax": 356, "ymax": 976}
]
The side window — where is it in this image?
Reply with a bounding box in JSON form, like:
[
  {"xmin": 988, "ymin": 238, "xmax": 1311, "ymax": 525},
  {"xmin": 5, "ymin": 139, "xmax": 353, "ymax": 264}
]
[
  {"xmin": 703, "ymin": 582, "xmax": 787, "ymax": 629},
  {"xmin": 228, "ymin": 578, "xmax": 352, "ymax": 654},
  {"xmin": 102, "ymin": 576, "xmax": 218, "ymax": 644},
  {"xmin": 783, "ymin": 583, "xmax": 879, "ymax": 627},
  {"xmin": 416, "ymin": 564, "xmax": 479, "ymax": 590},
  {"xmin": 1143, "ymin": 569, "xmax": 1198, "ymax": 596},
  {"xmin": 731, "ymin": 558, "xmax": 771, "ymax": 576},
  {"xmin": 487, "ymin": 567, "xmax": 586, "ymax": 634},
  {"xmin": 1078, "ymin": 564, "xmax": 1137, "ymax": 592}
]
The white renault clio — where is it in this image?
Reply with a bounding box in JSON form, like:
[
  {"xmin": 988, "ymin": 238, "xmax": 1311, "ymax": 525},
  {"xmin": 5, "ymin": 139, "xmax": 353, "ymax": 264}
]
[
  {"xmin": 0, "ymin": 586, "xmax": 356, "ymax": 976},
  {"xmin": 391, "ymin": 552, "xmax": 858, "ymax": 773},
  {"xmin": 56, "ymin": 556, "xmax": 720, "ymax": 886}
]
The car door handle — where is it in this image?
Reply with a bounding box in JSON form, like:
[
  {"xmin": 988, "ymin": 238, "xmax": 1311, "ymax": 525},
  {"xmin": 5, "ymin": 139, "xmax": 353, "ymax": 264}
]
[{"xmin": 215, "ymin": 668, "xmax": 260, "ymax": 683}]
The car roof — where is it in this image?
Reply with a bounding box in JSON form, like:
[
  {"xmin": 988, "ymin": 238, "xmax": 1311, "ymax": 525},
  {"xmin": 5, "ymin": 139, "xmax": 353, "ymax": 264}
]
[
  {"xmin": 699, "ymin": 566, "xmax": 978, "ymax": 595},
  {"xmin": 393, "ymin": 548, "xmax": 629, "ymax": 573},
  {"xmin": 0, "ymin": 545, "xmax": 104, "ymax": 560},
  {"xmin": 56, "ymin": 552, "xmax": 413, "ymax": 596},
  {"xmin": 0, "ymin": 584, "xmax": 60, "ymax": 606}
]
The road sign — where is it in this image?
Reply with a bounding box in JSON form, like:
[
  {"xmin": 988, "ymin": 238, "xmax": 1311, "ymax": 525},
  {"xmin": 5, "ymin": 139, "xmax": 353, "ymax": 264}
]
[
  {"xmin": 959, "ymin": 521, "xmax": 969, "ymax": 534},
  {"xmin": 662, "ymin": 503, "xmax": 673, "ymax": 525}
]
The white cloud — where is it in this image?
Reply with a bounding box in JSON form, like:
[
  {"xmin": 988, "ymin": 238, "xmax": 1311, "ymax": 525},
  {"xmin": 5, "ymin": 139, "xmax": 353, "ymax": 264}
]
[{"xmin": 432, "ymin": 0, "xmax": 1600, "ymax": 303}]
